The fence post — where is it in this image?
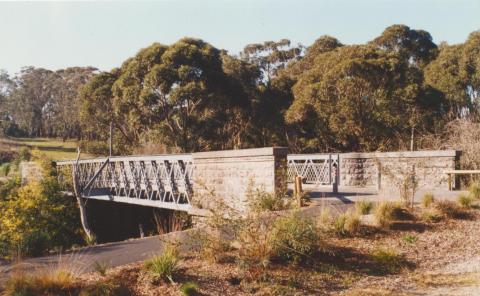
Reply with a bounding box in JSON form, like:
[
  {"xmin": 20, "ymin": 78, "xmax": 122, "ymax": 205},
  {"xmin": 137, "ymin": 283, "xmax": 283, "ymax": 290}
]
[{"xmin": 294, "ymin": 176, "xmax": 303, "ymax": 207}]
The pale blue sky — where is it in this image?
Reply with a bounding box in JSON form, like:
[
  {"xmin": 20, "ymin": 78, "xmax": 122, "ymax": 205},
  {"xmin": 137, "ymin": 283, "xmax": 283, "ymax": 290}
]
[{"xmin": 0, "ymin": 0, "xmax": 479, "ymax": 75}]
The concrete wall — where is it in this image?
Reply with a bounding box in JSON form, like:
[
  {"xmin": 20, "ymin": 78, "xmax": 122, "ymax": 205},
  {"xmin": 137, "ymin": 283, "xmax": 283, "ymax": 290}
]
[
  {"xmin": 339, "ymin": 150, "xmax": 461, "ymax": 191},
  {"xmin": 191, "ymin": 147, "xmax": 288, "ymax": 213}
]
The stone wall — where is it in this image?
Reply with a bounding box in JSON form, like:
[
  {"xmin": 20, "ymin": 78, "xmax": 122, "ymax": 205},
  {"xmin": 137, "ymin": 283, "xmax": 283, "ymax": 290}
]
[
  {"xmin": 192, "ymin": 147, "xmax": 288, "ymax": 213},
  {"xmin": 339, "ymin": 150, "xmax": 461, "ymax": 190}
]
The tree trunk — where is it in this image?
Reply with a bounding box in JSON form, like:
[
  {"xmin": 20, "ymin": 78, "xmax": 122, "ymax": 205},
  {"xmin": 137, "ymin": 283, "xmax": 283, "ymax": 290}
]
[{"xmin": 72, "ymin": 148, "xmax": 95, "ymax": 243}]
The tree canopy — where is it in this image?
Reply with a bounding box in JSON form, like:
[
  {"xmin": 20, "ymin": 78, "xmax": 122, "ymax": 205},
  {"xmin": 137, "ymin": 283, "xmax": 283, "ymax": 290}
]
[{"xmin": 1, "ymin": 25, "xmax": 479, "ymax": 154}]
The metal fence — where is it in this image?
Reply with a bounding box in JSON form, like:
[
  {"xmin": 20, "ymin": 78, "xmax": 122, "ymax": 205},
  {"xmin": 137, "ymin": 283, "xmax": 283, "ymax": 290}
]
[{"xmin": 287, "ymin": 154, "xmax": 339, "ymax": 185}]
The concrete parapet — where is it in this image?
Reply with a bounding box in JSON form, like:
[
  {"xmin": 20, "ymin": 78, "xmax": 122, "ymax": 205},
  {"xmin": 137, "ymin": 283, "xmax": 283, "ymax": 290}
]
[{"xmin": 192, "ymin": 147, "xmax": 288, "ymax": 213}]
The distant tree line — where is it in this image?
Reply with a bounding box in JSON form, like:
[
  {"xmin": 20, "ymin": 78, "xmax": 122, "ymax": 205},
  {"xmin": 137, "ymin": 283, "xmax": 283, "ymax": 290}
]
[{"xmin": 1, "ymin": 25, "xmax": 479, "ymax": 153}]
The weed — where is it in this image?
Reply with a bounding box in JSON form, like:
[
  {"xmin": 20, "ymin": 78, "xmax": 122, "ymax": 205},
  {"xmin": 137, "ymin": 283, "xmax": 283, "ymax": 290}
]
[
  {"xmin": 334, "ymin": 211, "xmax": 362, "ymax": 236},
  {"xmin": 355, "ymin": 200, "xmax": 374, "ymax": 215},
  {"xmin": 92, "ymin": 260, "xmax": 109, "ymax": 277},
  {"xmin": 179, "ymin": 282, "xmax": 199, "ymax": 296},
  {"xmin": 143, "ymin": 246, "xmax": 179, "ymax": 283},
  {"xmin": 457, "ymin": 194, "xmax": 474, "ymax": 208},
  {"xmin": 269, "ymin": 213, "xmax": 319, "ymax": 264},
  {"xmin": 422, "ymin": 192, "xmax": 435, "ymax": 208},
  {"xmin": 403, "ymin": 234, "xmax": 418, "ymax": 244},
  {"xmin": 469, "ymin": 183, "xmax": 480, "ymax": 199},
  {"xmin": 371, "ymin": 248, "xmax": 405, "ymax": 274}
]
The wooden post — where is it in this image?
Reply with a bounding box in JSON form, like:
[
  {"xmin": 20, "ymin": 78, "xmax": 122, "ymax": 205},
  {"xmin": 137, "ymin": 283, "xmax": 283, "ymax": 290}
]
[
  {"xmin": 448, "ymin": 173, "xmax": 452, "ymax": 191},
  {"xmin": 294, "ymin": 176, "xmax": 303, "ymax": 207},
  {"xmin": 332, "ymin": 163, "xmax": 338, "ymax": 194}
]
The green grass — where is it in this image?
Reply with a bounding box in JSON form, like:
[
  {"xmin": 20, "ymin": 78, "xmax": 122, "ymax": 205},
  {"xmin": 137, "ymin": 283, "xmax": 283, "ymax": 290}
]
[{"xmin": 0, "ymin": 137, "xmax": 91, "ymax": 160}]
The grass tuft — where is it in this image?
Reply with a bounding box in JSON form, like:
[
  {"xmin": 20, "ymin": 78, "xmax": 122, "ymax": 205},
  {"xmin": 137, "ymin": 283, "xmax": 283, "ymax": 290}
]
[
  {"xmin": 371, "ymin": 248, "xmax": 405, "ymax": 274},
  {"xmin": 355, "ymin": 200, "xmax": 374, "ymax": 215},
  {"xmin": 144, "ymin": 246, "xmax": 179, "ymax": 283},
  {"xmin": 422, "ymin": 192, "xmax": 435, "ymax": 208},
  {"xmin": 469, "ymin": 183, "xmax": 480, "ymax": 199},
  {"xmin": 374, "ymin": 201, "xmax": 404, "ymax": 228},
  {"xmin": 457, "ymin": 194, "xmax": 474, "ymax": 208},
  {"xmin": 180, "ymin": 282, "xmax": 199, "ymax": 296}
]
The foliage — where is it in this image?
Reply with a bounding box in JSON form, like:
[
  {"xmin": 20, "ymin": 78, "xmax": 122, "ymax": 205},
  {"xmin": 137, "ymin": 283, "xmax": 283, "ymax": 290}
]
[
  {"xmin": 334, "ymin": 211, "xmax": 362, "ymax": 236},
  {"xmin": 143, "ymin": 246, "xmax": 179, "ymax": 283},
  {"xmin": 247, "ymin": 187, "xmax": 287, "ymax": 212},
  {"xmin": 457, "ymin": 194, "xmax": 474, "ymax": 208},
  {"xmin": 179, "ymin": 282, "xmax": 199, "ymax": 296},
  {"xmin": 422, "ymin": 192, "xmax": 435, "ymax": 208},
  {"xmin": 269, "ymin": 213, "xmax": 319, "ymax": 264},
  {"xmin": 0, "ymin": 153, "xmax": 83, "ymax": 258},
  {"xmin": 355, "ymin": 200, "xmax": 374, "ymax": 215}
]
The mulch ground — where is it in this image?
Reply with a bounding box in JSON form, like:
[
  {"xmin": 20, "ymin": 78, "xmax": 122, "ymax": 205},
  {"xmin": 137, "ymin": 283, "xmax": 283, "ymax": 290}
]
[{"xmin": 77, "ymin": 208, "xmax": 480, "ymax": 296}]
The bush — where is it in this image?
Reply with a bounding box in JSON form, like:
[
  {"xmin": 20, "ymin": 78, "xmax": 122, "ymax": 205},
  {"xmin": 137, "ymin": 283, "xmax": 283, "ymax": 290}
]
[
  {"xmin": 355, "ymin": 200, "xmax": 374, "ymax": 215},
  {"xmin": 374, "ymin": 201, "xmax": 403, "ymax": 228},
  {"xmin": 334, "ymin": 211, "xmax": 361, "ymax": 236},
  {"xmin": 144, "ymin": 246, "xmax": 179, "ymax": 283},
  {"xmin": 371, "ymin": 248, "xmax": 405, "ymax": 274},
  {"xmin": 18, "ymin": 147, "xmax": 32, "ymax": 161},
  {"xmin": 247, "ymin": 188, "xmax": 286, "ymax": 212},
  {"xmin": 457, "ymin": 194, "xmax": 474, "ymax": 208},
  {"xmin": 269, "ymin": 214, "xmax": 319, "ymax": 264},
  {"xmin": 469, "ymin": 183, "xmax": 480, "ymax": 199},
  {"xmin": 180, "ymin": 282, "xmax": 199, "ymax": 296},
  {"xmin": 422, "ymin": 192, "xmax": 435, "ymax": 208}
]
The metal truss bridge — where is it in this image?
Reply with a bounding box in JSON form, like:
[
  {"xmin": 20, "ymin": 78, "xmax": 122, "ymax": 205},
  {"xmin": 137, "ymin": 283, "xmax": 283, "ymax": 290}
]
[{"xmin": 56, "ymin": 153, "xmax": 338, "ymax": 212}]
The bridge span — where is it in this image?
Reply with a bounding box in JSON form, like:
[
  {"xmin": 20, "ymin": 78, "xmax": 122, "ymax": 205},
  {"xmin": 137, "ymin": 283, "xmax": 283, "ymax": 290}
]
[{"xmin": 55, "ymin": 149, "xmax": 339, "ymax": 214}]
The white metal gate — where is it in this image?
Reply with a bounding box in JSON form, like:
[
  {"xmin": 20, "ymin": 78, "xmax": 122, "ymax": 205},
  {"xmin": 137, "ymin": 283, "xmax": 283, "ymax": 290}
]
[{"xmin": 287, "ymin": 154, "xmax": 339, "ymax": 185}]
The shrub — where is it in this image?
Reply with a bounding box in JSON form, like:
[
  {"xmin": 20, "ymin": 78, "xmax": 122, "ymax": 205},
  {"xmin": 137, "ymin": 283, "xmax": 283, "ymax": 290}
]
[
  {"xmin": 143, "ymin": 246, "xmax": 179, "ymax": 283},
  {"xmin": 355, "ymin": 200, "xmax": 374, "ymax": 215},
  {"xmin": 371, "ymin": 248, "xmax": 405, "ymax": 274},
  {"xmin": 180, "ymin": 282, "xmax": 199, "ymax": 296},
  {"xmin": 334, "ymin": 211, "xmax": 361, "ymax": 236},
  {"xmin": 18, "ymin": 147, "xmax": 32, "ymax": 161},
  {"xmin": 457, "ymin": 194, "xmax": 474, "ymax": 208},
  {"xmin": 469, "ymin": 183, "xmax": 480, "ymax": 199},
  {"xmin": 317, "ymin": 207, "xmax": 332, "ymax": 231},
  {"xmin": 435, "ymin": 200, "xmax": 465, "ymax": 219},
  {"xmin": 248, "ymin": 188, "xmax": 286, "ymax": 212},
  {"xmin": 422, "ymin": 192, "xmax": 435, "ymax": 208},
  {"xmin": 374, "ymin": 201, "xmax": 403, "ymax": 228},
  {"xmin": 269, "ymin": 214, "xmax": 319, "ymax": 264}
]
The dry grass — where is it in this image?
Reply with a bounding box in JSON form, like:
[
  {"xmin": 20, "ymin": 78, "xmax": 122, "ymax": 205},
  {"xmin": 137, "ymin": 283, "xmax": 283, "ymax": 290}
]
[
  {"xmin": 414, "ymin": 272, "xmax": 480, "ymax": 288},
  {"xmin": 422, "ymin": 192, "xmax": 435, "ymax": 208},
  {"xmin": 0, "ymin": 137, "xmax": 90, "ymax": 160},
  {"xmin": 374, "ymin": 201, "xmax": 404, "ymax": 228}
]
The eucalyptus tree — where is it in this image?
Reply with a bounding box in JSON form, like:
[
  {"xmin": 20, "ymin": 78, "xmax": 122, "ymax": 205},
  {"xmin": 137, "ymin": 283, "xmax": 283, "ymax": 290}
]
[
  {"xmin": 425, "ymin": 31, "xmax": 480, "ymax": 118},
  {"xmin": 286, "ymin": 44, "xmax": 445, "ymax": 152}
]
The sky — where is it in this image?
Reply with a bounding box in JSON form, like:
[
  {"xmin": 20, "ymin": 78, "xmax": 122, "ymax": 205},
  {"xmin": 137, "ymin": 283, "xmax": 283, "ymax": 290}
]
[{"xmin": 0, "ymin": 0, "xmax": 479, "ymax": 75}]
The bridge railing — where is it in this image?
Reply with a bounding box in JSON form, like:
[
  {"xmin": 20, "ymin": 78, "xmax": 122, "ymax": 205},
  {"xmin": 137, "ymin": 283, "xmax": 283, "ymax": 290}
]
[
  {"xmin": 55, "ymin": 154, "xmax": 194, "ymax": 207},
  {"xmin": 287, "ymin": 154, "xmax": 339, "ymax": 185}
]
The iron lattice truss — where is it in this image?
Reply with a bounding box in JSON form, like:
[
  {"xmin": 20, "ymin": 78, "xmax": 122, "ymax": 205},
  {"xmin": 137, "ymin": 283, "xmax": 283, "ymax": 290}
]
[
  {"xmin": 287, "ymin": 154, "xmax": 339, "ymax": 185},
  {"xmin": 56, "ymin": 155, "xmax": 194, "ymax": 209}
]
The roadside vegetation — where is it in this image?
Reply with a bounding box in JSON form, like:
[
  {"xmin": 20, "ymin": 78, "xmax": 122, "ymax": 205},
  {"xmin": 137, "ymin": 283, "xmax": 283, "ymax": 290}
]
[{"xmin": 3, "ymin": 186, "xmax": 480, "ymax": 295}]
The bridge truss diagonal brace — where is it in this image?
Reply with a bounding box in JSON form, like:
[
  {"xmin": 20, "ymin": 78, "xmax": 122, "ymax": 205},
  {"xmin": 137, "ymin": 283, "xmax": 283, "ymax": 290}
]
[{"xmin": 81, "ymin": 158, "xmax": 110, "ymax": 195}]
